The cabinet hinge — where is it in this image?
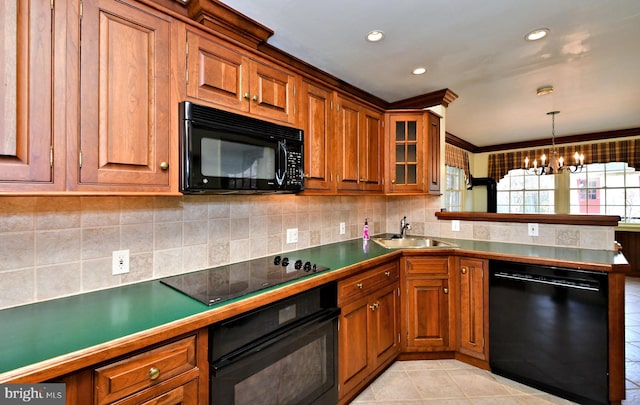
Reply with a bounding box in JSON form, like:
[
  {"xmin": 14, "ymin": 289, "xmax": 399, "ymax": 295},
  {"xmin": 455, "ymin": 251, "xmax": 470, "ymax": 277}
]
[
  {"xmin": 398, "ymin": 332, "xmax": 401, "ymax": 343},
  {"xmin": 79, "ymin": 151, "xmax": 83, "ymax": 168},
  {"xmin": 50, "ymin": 146, "xmax": 53, "ymax": 168},
  {"xmin": 397, "ymin": 286, "xmax": 400, "ymax": 297},
  {"xmin": 79, "ymin": 0, "xmax": 83, "ymax": 20},
  {"xmin": 381, "ymin": 121, "xmax": 385, "ymax": 128}
]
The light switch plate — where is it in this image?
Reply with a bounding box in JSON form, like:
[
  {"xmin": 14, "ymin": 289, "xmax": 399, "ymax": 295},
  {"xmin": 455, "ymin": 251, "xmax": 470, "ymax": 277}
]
[
  {"xmin": 528, "ymin": 223, "xmax": 539, "ymax": 237},
  {"xmin": 451, "ymin": 220, "xmax": 460, "ymax": 232},
  {"xmin": 339, "ymin": 222, "xmax": 346, "ymax": 235}
]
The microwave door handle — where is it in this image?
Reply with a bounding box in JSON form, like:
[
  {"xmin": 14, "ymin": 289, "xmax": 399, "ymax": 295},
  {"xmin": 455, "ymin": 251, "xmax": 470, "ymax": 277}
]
[{"xmin": 275, "ymin": 142, "xmax": 287, "ymax": 186}]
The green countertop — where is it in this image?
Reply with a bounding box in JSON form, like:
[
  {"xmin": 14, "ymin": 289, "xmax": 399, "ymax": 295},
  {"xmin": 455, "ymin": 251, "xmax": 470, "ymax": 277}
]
[{"xmin": 0, "ymin": 237, "xmax": 626, "ymax": 379}]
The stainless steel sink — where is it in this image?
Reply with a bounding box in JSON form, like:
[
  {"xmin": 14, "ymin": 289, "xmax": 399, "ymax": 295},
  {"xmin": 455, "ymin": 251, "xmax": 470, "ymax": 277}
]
[{"xmin": 371, "ymin": 235, "xmax": 458, "ymax": 249}]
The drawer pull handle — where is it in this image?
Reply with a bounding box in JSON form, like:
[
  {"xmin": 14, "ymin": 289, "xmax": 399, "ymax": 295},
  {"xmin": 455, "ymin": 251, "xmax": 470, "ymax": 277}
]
[
  {"xmin": 369, "ymin": 303, "xmax": 379, "ymax": 311},
  {"xmin": 443, "ymin": 287, "xmax": 449, "ymax": 294},
  {"xmin": 149, "ymin": 367, "xmax": 161, "ymax": 381},
  {"xmin": 384, "ymin": 271, "xmax": 391, "ymax": 277},
  {"xmin": 356, "ymin": 283, "xmax": 363, "ymax": 289},
  {"xmin": 461, "ymin": 267, "xmax": 468, "ymax": 274}
]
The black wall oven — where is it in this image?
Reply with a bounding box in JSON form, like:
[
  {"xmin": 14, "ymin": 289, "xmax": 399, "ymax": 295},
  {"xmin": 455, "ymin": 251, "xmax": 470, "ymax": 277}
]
[
  {"xmin": 209, "ymin": 283, "xmax": 339, "ymax": 405},
  {"xmin": 179, "ymin": 101, "xmax": 304, "ymax": 194}
]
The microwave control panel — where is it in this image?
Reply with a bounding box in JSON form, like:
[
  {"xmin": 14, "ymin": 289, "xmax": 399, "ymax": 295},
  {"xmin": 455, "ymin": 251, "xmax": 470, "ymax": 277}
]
[{"xmin": 286, "ymin": 150, "xmax": 303, "ymax": 186}]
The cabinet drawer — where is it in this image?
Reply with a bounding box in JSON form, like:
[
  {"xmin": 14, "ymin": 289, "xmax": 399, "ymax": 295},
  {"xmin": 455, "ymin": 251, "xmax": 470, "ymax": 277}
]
[
  {"xmin": 405, "ymin": 257, "xmax": 449, "ymax": 277},
  {"xmin": 95, "ymin": 336, "xmax": 197, "ymax": 405},
  {"xmin": 339, "ymin": 262, "xmax": 398, "ymax": 304}
]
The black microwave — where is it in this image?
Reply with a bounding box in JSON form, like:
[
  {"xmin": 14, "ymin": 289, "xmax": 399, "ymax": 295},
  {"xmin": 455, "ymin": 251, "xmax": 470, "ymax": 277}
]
[{"xmin": 179, "ymin": 102, "xmax": 304, "ymax": 194}]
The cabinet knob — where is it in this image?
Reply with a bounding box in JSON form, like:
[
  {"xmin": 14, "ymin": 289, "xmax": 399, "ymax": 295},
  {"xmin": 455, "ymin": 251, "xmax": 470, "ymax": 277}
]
[
  {"xmin": 243, "ymin": 92, "xmax": 250, "ymax": 99},
  {"xmin": 356, "ymin": 283, "xmax": 363, "ymax": 289},
  {"xmin": 443, "ymin": 287, "xmax": 449, "ymax": 294},
  {"xmin": 252, "ymin": 95, "xmax": 258, "ymax": 101},
  {"xmin": 384, "ymin": 271, "xmax": 391, "ymax": 277},
  {"xmin": 149, "ymin": 367, "xmax": 161, "ymax": 381},
  {"xmin": 159, "ymin": 161, "xmax": 169, "ymax": 170},
  {"xmin": 369, "ymin": 303, "xmax": 379, "ymax": 311},
  {"xmin": 461, "ymin": 267, "xmax": 468, "ymax": 274},
  {"xmin": 391, "ymin": 179, "xmax": 396, "ymax": 184}
]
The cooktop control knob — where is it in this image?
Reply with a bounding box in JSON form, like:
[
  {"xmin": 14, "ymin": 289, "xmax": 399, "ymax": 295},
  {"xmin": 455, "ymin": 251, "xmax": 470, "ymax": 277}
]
[
  {"xmin": 294, "ymin": 259, "xmax": 303, "ymax": 270},
  {"xmin": 281, "ymin": 257, "xmax": 290, "ymax": 267},
  {"xmin": 303, "ymin": 261, "xmax": 312, "ymax": 272},
  {"xmin": 273, "ymin": 255, "xmax": 281, "ymax": 265}
]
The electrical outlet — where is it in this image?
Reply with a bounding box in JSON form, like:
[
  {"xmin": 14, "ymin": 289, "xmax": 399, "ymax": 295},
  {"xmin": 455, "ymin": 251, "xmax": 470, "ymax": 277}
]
[
  {"xmin": 339, "ymin": 222, "xmax": 346, "ymax": 235},
  {"xmin": 528, "ymin": 223, "xmax": 539, "ymax": 237},
  {"xmin": 286, "ymin": 228, "xmax": 298, "ymax": 244},
  {"xmin": 451, "ymin": 220, "xmax": 461, "ymax": 232},
  {"xmin": 112, "ymin": 249, "xmax": 130, "ymax": 275}
]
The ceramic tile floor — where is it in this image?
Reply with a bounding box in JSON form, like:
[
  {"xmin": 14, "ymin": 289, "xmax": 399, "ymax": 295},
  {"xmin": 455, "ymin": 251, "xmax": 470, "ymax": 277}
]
[{"xmin": 349, "ymin": 276, "xmax": 640, "ymax": 405}]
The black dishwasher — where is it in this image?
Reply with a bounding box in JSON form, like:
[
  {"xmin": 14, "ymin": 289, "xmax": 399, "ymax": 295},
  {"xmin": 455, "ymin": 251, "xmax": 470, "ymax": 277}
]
[{"xmin": 489, "ymin": 260, "xmax": 609, "ymax": 405}]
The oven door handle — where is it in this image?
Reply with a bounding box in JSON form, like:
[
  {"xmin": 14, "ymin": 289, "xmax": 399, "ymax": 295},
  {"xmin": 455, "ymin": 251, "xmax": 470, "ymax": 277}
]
[{"xmin": 211, "ymin": 307, "xmax": 340, "ymax": 374}]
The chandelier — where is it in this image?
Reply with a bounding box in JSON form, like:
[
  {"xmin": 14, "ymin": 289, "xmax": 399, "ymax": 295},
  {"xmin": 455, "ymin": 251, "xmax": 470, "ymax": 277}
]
[{"xmin": 524, "ymin": 111, "xmax": 584, "ymax": 175}]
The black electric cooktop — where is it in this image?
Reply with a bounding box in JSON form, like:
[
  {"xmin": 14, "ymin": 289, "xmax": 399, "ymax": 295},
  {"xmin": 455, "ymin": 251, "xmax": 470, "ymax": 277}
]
[{"xmin": 160, "ymin": 255, "xmax": 329, "ymax": 306}]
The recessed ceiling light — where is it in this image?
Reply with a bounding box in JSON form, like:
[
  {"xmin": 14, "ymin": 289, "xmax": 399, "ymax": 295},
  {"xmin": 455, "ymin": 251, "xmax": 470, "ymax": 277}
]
[
  {"xmin": 525, "ymin": 28, "xmax": 550, "ymax": 41},
  {"xmin": 366, "ymin": 30, "xmax": 384, "ymax": 42},
  {"xmin": 537, "ymin": 86, "xmax": 554, "ymax": 96},
  {"xmin": 412, "ymin": 67, "xmax": 427, "ymax": 75}
]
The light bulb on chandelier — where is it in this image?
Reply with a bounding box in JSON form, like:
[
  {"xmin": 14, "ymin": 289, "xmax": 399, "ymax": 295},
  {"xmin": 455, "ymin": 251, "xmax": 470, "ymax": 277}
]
[{"xmin": 524, "ymin": 111, "xmax": 584, "ymax": 175}]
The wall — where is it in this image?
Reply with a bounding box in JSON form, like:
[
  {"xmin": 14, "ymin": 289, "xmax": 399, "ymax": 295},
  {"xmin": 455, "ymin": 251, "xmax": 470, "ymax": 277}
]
[
  {"xmin": 0, "ymin": 193, "xmax": 616, "ymax": 310},
  {"xmin": 0, "ymin": 194, "xmax": 442, "ymax": 310}
]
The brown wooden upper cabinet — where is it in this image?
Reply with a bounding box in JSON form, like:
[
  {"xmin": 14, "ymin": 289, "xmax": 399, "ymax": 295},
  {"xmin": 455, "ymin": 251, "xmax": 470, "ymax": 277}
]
[
  {"xmin": 427, "ymin": 111, "xmax": 442, "ymax": 195},
  {"xmin": 334, "ymin": 94, "xmax": 384, "ymax": 193},
  {"xmin": 75, "ymin": 0, "xmax": 174, "ymax": 192},
  {"xmin": 0, "ymin": 0, "xmax": 65, "ymax": 191},
  {"xmin": 186, "ymin": 30, "xmax": 296, "ymax": 125},
  {"xmin": 385, "ymin": 110, "xmax": 442, "ymax": 195},
  {"xmin": 386, "ymin": 112, "xmax": 425, "ymax": 193},
  {"xmin": 299, "ymin": 79, "xmax": 334, "ymax": 193}
]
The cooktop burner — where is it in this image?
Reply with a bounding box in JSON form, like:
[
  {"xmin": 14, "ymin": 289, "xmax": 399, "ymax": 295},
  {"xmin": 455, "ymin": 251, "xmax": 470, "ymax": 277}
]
[{"xmin": 160, "ymin": 255, "xmax": 329, "ymax": 306}]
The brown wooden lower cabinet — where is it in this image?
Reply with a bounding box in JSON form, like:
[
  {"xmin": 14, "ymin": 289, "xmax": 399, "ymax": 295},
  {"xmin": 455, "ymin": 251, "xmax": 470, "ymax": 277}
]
[
  {"xmin": 402, "ymin": 256, "xmax": 454, "ymax": 352},
  {"xmin": 456, "ymin": 257, "xmax": 489, "ymax": 361},
  {"xmin": 615, "ymin": 230, "xmax": 640, "ymax": 277},
  {"xmin": 55, "ymin": 331, "xmax": 207, "ymax": 405},
  {"xmin": 337, "ymin": 260, "xmax": 400, "ymax": 404}
]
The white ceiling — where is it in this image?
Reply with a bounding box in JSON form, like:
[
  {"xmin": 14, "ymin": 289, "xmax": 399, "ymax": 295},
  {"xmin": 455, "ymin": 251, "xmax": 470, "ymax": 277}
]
[{"xmin": 220, "ymin": 0, "xmax": 640, "ymax": 147}]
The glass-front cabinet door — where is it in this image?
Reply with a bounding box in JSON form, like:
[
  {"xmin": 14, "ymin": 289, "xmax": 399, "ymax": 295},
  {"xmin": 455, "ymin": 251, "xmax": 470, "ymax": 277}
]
[{"xmin": 387, "ymin": 113, "xmax": 425, "ymax": 193}]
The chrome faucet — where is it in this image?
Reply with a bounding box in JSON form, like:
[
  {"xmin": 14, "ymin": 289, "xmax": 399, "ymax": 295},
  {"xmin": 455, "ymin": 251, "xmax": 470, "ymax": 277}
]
[{"xmin": 400, "ymin": 216, "xmax": 411, "ymax": 238}]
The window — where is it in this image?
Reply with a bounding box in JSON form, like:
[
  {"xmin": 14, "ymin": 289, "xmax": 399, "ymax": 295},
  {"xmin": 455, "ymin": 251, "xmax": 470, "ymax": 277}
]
[
  {"xmin": 496, "ymin": 162, "xmax": 640, "ymax": 223},
  {"xmin": 496, "ymin": 169, "xmax": 555, "ymax": 213},
  {"xmin": 445, "ymin": 165, "xmax": 465, "ymax": 212},
  {"xmin": 570, "ymin": 162, "xmax": 640, "ymax": 222}
]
